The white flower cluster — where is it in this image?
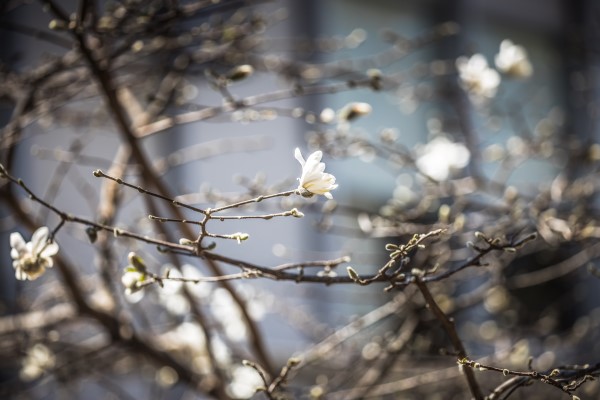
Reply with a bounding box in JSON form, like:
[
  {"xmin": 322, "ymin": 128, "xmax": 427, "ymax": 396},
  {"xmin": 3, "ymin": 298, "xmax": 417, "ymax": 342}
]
[
  {"xmin": 457, "ymin": 39, "xmax": 533, "ymax": 104},
  {"xmin": 456, "ymin": 54, "xmax": 501, "ymax": 101}
]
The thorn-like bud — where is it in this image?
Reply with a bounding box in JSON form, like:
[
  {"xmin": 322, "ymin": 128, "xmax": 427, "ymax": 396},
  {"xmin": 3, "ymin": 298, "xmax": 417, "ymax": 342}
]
[
  {"xmin": 287, "ymin": 357, "xmax": 301, "ymax": 367},
  {"xmin": 231, "ymin": 232, "xmax": 250, "ymax": 244},
  {"xmin": 49, "ymin": 19, "xmax": 68, "ymax": 30},
  {"xmin": 411, "ymin": 268, "xmax": 424, "ymax": 277},
  {"xmin": 290, "ymin": 208, "xmax": 304, "ymax": 218},
  {"xmin": 128, "ymin": 252, "xmax": 147, "ymax": 272},
  {"xmin": 367, "ymin": 69, "xmax": 383, "ymax": 90},
  {"xmin": 367, "ymin": 68, "xmax": 382, "ymax": 79},
  {"xmin": 338, "ymin": 102, "xmax": 372, "ymax": 122},
  {"xmin": 179, "ymin": 238, "xmax": 194, "ymax": 246},
  {"xmin": 347, "ymin": 266, "xmax": 360, "ymax": 282},
  {"xmin": 227, "ymin": 65, "xmax": 254, "ymax": 82},
  {"xmin": 93, "ymin": 169, "xmax": 103, "ymax": 177},
  {"xmin": 86, "ymin": 227, "xmax": 98, "ymax": 243}
]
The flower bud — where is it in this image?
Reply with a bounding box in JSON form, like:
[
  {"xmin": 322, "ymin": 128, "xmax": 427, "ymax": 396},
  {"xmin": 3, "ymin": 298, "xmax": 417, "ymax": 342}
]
[
  {"xmin": 338, "ymin": 102, "xmax": 372, "ymax": 122},
  {"xmin": 227, "ymin": 65, "xmax": 254, "ymax": 82}
]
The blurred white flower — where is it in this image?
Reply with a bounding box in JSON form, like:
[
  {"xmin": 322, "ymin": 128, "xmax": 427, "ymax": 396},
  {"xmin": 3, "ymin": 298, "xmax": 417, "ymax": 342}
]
[
  {"xmin": 211, "ymin": 335, "xmax": 232, "ymax": 367},
  {"xmin": 495, "ymin": 39, "xmax": 533, "ymax": 78},
  {"xmin": 211, "ymin": 288, "xmax": 247, "ymax": 342},
  {"xmin": 10, "ymin": 227, "xmax": 59, "ymax": 281},
  {"xmin": 157, "ymin": 266, "xmax": 190, "ymax": 316},
  {"xmin": 416, "ymin": 137, "xmax": 470, "ymax": 181},
  {"xmin": 20, "ymin": 343, "xmax": 55, "ymax": 381},
  {"xmin": 456, "ymin": 54, "xmax": 501, "ymax": 101},
  {"xmin": 182, "ymin": 264, "xmax": 212, "ymax": 298},
  {"xmin": 227, "ymin": 364, "xmax": 264, "ymax": 399},
  {"xmin": 295, "ymin": 148, "xmax": 338, "ymax": 199},
  {"xmin": 121, "ymin": 269, "xmax": 146, "ymax": 296},
  {"xmin": 319, "ymin": 107, "xmax": 336, "ymax": 123}
]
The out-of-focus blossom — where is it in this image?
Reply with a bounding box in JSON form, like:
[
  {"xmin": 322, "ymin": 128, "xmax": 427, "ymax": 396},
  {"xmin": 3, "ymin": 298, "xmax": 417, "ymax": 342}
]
[
  {"xmin": 495, "ymin": 39, "xmax": 533, "ymax": 78},
  {"xmin": 20, "ymin": 344, "xmax": 55, "ymax": 381},
  {"xmin": 10, "ymin": 227, "xmax": 59, "ymax": 281},
  {"xmin": 182, "ymin": 264, "xmax": 212, "ymax": 298},
  {"xmin": 319, "ymin": 107, "xmax": 336, "ymax": 123},
  {"xmin": 121, "ymin": 269, "xmax": 146, "ymax": 296},
  {"xmin": 211, "ymin": 288, "xmax": 247, "ymax": 342},
  {"xmin": 295, "ymin": 148, "xmax": 338, "ymax": 199},
  {"xmin": 415, "ymin": 137, "xmax": 470, "ymax": 181},
  {"xmin": 157, "ymin": 265, "xmax": 190, "ymax": 316},
  {"xmin": 456, "ymin": 54, "xmax": 501, "ymax": 101},
  {"xmin": 227, "ymin": 364, "xmax": 265, "ymax": 399}
]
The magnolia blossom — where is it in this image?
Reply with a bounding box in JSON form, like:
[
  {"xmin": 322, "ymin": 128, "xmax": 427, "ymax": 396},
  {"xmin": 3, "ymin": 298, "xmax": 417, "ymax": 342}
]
[
  {"xmin": 295, "ymin": 148, "xmax": 338, "ymax": 199},
  {"xmin": 456, "ymin": 54, "xmax": 501, "ymax": 101},
  {"xmin": 10, "ymin": 227, "xmax": 59, "ymax": 281},
  {"xmin": 121, "ymin": 252, "xmax": 147, "ymax": 297},
  {"xmin": 495, "ymin": 39, "xmax": 533, "ymax": 78},
  {"xmin": 415, "ymin": 137, "xmax": 470, "ymax": 181},
  {"xmin": 121, "ymin": 269, "xmax": 146, "ymax": 296}
]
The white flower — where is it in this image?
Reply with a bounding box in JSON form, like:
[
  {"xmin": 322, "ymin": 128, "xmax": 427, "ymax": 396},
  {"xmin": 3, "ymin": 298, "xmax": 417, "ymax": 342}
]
[
  {"xmin": 295, "ymin": 148, "xmax": 338, "ymax": 199},
  {"xmin": 227, "ymin": 364, "xmax": 265, "ymax": 399},
  {"xmin": 456, "ymin": 54, "xmax": 501, "ymax": 101},
  {"xmin": 121, "ymin": 269, "xmax": 146, "ymax": 296},
  {"xmin": 415, "ymin": 137, "xmax": 470, "ymax": 181},
  {"xmin": 495, "ymin": 39, "xmax": 533, "ymax": 78},
  {"xmin": 10, "ymin": 227, "xmax": 59, "ymax": 281},
  {"xmin": 121, "ymin": 252, "xmax": 147, "ymax": 296}
]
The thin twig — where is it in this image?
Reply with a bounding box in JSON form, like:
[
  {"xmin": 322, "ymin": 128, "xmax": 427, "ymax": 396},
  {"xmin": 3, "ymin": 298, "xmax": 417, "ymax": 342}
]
[{"xmin": 414, "ymin": 277, "xmax": 483, "ymax": 400}]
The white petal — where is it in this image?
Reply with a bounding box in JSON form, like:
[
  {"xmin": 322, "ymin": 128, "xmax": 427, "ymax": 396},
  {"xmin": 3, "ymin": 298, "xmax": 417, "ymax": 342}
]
[
  {"xmin": 294, "ymin": 148, "xmax": 305, "ymax": 166},
  {"xmin": 10, "ymin": 248, "xmax": 19, "ymax": 259},
  {"xmin": 305, "ymin": 151, "xmax": 323, "ymax": 169},
  {"xmin": 40, "ymin": 242, "xmax": 59, "ymax": 257},
  {"xmin": 10, "ymin": 232, "xmax": 27, "ymax": 257},
  {"xmin": 31, "ymin": 227, "xmax": 50, "ymax": 254},
  {"xmin": 44, "ymin": 256, "xmax": 54, "ymax": 268},
  {"xmin": 15, "ymin": 268, "xmax": 28, "ymax": 281}
]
